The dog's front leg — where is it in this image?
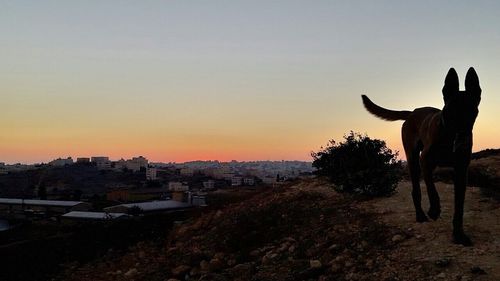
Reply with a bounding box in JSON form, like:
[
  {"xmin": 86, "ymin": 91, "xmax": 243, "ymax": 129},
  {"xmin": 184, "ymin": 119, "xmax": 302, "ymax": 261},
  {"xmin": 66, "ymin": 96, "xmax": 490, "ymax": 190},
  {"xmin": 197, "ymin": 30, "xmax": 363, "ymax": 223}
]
[{"xmin": 452, "ymin": 165, "xmax": 472, "ymax": 246}]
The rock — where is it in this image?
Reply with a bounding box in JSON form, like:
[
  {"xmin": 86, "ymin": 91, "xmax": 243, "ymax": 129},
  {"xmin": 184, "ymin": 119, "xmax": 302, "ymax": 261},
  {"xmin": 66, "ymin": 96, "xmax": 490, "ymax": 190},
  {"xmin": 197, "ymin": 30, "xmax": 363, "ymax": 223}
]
[
  {"xmin": 261, "ymin": 253, "xmax": 278, "ymax": 264},
  {"xmin": 392, "ymin": 234, "xmax": 404, "ymax": 243},
  {"xmin": 331, "ymin": 263, "xmax": 342, "ymax": 273},
  {"xmin": 310, "ymin": 259, "xmax": 322, "ymax": 268},
  {"xmin": 230, "ymin": 263, "xmax": 254, "ymax": 276},
  {"xmin": 460, "ymin": 276, "xmax": 471, "ymax": 281},
  {"xmin": 435, "ymin": 258, "xmax": 451, "ymax": 268},
  {"xmin": 209, "ymin": 258, "xmax": 225, "ymax": 271},
  {"xmin": 171, "ymin": 265, "xmax": 190, "ymax": 276},
  {"xmin": 249, "ymin": 249, "xmax": 261, "ymax": 257},
  {"xmin": 115, "ymin": 270, "xmax": 122, "ymax": 275},
  {"xmin": 470, "ymin": 266, "xmax": 487, "ymax": 275},
  {"xmin": 227, "ymin": 258, "xmax": 237, "ymax": 266},
  {"xmin": 124, "ymin": 268, "xmax": 138, "ymax": 278},
  {"xmin": 365, "ymin": 259, "xmax": 374, "ymax": 269},
  {"xmin": 328, "ymin": 244, "xmax": 340, "ymax": 251},
  {"xmin": 190, "ymin": 267, "xmax": 200, "ymax": 276},
  {"xmin": 200, "ymin": 260, "xmax": 210, "ymax": 271},
  {"xmin": 436, "ymin": 272, "xmax": 446, "ymax": 279},
  {"xmin": 214, "ymin": 252, "xmax": 225, "ymax": 260},
  {"xmin": 344, "ymin": 260, "xmax": 354, "ymax": 268}
]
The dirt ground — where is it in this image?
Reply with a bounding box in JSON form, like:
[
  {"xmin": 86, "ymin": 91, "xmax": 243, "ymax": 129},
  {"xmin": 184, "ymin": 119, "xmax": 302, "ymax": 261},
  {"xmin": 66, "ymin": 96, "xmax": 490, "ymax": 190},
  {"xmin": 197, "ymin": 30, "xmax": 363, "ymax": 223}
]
[
  {"xmin": 358, "ymin": 181, "xmax": 500, "ymax": 281},
  {"xmin": 54, "ymin": 179, "xmax": 500, "ymax": 281}
]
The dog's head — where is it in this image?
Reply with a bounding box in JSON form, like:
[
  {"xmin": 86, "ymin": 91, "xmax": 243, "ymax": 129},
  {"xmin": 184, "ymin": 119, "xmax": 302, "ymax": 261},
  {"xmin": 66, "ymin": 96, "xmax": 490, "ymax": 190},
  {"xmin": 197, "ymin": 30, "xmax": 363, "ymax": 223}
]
[{"xmin": 441, "ymin": 67, "xmax": 481, "ymax": 152}]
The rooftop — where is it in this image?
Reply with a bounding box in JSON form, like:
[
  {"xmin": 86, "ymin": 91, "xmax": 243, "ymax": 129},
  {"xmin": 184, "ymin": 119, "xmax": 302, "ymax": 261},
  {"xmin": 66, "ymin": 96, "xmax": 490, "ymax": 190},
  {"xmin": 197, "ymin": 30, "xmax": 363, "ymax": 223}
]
[
  {"xmin": 105, "ymin": 200, "xmax": 192, "ymax": 212},
  {"xmin": 0, "ymin": 198, "xmax": 88, "ymax": 207},
  {"xmin": 62, "ymin": 211, "xmax": 129, "ymax": 220}
]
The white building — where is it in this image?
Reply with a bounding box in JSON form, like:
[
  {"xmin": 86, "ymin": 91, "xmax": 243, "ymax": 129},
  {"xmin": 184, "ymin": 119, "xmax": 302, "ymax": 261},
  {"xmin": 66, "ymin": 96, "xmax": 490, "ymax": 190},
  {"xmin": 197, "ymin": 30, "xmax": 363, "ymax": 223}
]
[
  {"xmin": 91, "ymin": 156, "xmax": 111, "ymax": 170},
  {"xmin": 49, "ymin": 157, "xmax": 74, "ymax": 166},
  {"xmin": 168, "ymin": 182, "xmax": 189, "ymax": 192},
  {"xmin": 146, "ymin": 167, "xmax": 158, "ymax": 181},
  {"xmin": 243, "ymin": 177, "xmax": 255, "ymax": 186},
  {"xmin": 203, "ymin": 180, "xmax": 215, "ymax": 190},
  {"xmin": 126, "ymin": 156, "xmax": 148, "ymax": 172},
  {"xmin": 231, "ymin": 176, "xmax": 243, "ymax": 186}
]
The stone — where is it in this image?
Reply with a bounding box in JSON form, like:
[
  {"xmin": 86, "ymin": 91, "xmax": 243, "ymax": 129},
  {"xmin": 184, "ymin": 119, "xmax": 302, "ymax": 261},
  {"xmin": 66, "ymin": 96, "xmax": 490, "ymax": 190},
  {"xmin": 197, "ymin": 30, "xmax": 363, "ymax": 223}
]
[
  {"xmin": 190, "ymin": 267, "xmax": 200, "ymax": 276},
  {"xmin": 200, "ymin": 260, "xmax": 210, "ymax": 271},
  {"xmin": 124, "ymin": 268, "xmax": 138, "ymax": 278},
  {"xmin": 435, "ymin": 258, "xmax": 451, "ymax": 268},
  {"xmin": 436, "ymin": 272, "xmax": 446, "ymax": 278},
  {"xmin": 392, "ymin": 234, "xmax": 404, "ymax": 243},
  {"xmin": 209, "ymin": 258, "xmax": 225, "ymax": 271},
  {"xmin": 171, "ymin": 265, "xmax": 190, "ymax": 276},
  {"xmin": 331, "ymin": 263, "xmax": 342, "ymax": 273},
  {"xmin": 310, "ymin": 259, "xmax": 322, "ymax": 268}
]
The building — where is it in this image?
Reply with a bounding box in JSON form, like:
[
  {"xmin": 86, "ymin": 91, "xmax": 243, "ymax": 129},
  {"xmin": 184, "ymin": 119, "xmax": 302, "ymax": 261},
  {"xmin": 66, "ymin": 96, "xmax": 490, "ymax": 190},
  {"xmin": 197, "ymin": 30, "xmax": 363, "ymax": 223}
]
[
  {"xmin": 76, "ymin": 157, "xmax": 90, "ymax": 164},
  {"xmin": 243, "ymin": 177, "xmax": 255, "ymax": 186},
  {"xmin": 231, "ymin": 176, "xmax": 243, "ymax": 186},
  {"xmin": 49, "ymin": 157, "xmax": 73, "ymax": 166},
  {"xmin": 91, "ymin": 156, "xmax": 111, "ymax": 170},
  {"xmin": 126, "ymin": 156, "xmax": 148, "ymax": 172},
  {"xmin": 0, "ymin": 198, "xmax": 91, "ymax": 218},
  {"xmin": 180, "ymin": 168, "xmax": 194, "ymax": 176},
  {"xmin": 104, "ymin": 200, "xmax": 192, "ymax": 214},
  {"xmin": 146, "ymin": 167, "xmax": 158, "ymax": 180},
  {"xmin": 61, "ymin": 211, "xmax": 129, "ymax": 221},
  {"xmin": 202, "ymin": 180, "xmax": 215, "ymax": 190},
  {"xmin": 168, "ymin": 182, "xmax": 189, "ymax": 192}
]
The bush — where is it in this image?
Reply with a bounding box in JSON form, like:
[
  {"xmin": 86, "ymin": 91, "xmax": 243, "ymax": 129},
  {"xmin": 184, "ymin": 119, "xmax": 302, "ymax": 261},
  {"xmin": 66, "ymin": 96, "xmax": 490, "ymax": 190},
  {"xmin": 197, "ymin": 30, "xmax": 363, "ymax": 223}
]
[{"xmin": 311, "ymin": 131, "xmax": 403, "ymax": 197}]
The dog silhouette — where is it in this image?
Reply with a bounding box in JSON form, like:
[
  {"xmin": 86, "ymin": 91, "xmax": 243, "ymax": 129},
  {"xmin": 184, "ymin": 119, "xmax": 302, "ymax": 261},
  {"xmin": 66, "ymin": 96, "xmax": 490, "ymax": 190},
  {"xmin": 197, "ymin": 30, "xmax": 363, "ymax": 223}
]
[{"xmin": 362, "ymin": 67, "xmax": 481, "ymax": 246}]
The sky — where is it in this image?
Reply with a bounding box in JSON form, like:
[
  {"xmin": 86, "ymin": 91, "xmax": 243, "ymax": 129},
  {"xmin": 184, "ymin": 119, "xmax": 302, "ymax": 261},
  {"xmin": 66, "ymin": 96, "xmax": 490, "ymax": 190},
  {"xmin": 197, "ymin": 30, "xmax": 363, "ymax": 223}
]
[{"xmin": 1, "ymin": 1, "xmax": 500, "ymax": 164}]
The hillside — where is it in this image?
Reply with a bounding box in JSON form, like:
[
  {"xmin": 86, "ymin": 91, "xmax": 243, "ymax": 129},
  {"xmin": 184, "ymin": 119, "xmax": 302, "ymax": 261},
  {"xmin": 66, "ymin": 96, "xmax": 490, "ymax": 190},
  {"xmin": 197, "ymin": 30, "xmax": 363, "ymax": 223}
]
[{"xmin": 54, "ymin": 177, "xmax": 500, "ymax": 281}]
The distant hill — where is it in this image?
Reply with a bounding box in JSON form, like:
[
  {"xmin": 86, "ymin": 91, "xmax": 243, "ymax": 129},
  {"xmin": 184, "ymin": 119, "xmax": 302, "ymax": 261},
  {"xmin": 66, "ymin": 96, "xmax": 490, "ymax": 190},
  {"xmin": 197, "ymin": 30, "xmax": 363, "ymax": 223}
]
[
  {"xmin": 0, "ymin": 164, "xmax": 144, "ymax": 199},
  {"xmin": 472, "ymin": 148, "xmax": 500, "ymax": 160}
]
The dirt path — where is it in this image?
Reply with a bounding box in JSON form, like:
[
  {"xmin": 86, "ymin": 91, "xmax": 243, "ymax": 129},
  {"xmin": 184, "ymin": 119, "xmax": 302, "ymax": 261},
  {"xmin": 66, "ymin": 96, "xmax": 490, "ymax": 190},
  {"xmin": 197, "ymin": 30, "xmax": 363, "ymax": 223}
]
[{"xmin": 360, "ymin": 181, "xmax": 500, "ymax": 281}]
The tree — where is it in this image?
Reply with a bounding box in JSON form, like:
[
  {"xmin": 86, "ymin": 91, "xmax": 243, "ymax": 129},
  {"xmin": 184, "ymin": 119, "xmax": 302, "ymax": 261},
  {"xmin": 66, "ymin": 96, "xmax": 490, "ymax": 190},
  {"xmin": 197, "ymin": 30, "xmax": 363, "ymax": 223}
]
[
  {"xmin": 38, "ymin": 184, "xmax": 47, "ymax": 200},
  {"xmin": 311, "ymin": 131, "xmax": 402, "ymax": 197}
]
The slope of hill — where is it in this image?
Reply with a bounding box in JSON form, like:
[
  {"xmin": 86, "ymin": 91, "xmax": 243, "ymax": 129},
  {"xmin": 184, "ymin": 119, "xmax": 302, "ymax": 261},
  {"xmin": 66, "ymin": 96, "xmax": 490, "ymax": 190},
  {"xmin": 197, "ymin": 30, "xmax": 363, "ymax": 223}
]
[{"xmin": 53, "ymin": 178, "xmax": 500, "ymax": 281}]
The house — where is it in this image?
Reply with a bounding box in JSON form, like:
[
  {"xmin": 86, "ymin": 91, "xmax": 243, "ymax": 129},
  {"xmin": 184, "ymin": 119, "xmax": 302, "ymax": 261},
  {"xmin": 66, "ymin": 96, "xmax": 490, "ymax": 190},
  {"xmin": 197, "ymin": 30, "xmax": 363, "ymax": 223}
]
[
  {"xmin": 76, "ymin": 157, "xmax": 90, "ymax": 164},
  {"xmin": 91, "ymin": 156, "xmax": 111, "ymax": 170},
  {"xmin": 146, "ymin": 167, "xmax": 158, "ymax": 180},
  {"xmin": 231, "ymin": 176, "xmax": 243, "ymax": 186},
  {"xmin": 61, "ymin": 211, "xmax": 129, "ymax": 221},
  {"xmin": 103, "ymin": 200, "xmax": 192, "ymax": 214},
  {"xmin": 0, "ymin": 198, "xmax": 91, "ymax": 218},
  {"xmin": 49, "ymin": 157, "xmax": 73, "ymax": 166},
  {"xmin": 168, "ymin": 182, "xmax": 189, "ymax": 192}
]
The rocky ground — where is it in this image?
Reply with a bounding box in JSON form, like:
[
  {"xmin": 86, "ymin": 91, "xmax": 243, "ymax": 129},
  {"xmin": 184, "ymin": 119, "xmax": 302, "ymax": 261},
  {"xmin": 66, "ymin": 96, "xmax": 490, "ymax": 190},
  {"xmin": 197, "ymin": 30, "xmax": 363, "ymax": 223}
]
[{"xmin": 55, "ymin": 179, "xmax": 500, "ymax": 281}]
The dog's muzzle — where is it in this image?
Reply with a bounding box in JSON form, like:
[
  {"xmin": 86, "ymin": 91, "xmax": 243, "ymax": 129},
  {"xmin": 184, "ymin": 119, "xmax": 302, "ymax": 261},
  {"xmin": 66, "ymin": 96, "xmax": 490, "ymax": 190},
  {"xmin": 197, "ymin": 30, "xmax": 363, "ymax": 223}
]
[{"xmin": 453, "ymin": 132, "xmax": 473, "ymax": 153}]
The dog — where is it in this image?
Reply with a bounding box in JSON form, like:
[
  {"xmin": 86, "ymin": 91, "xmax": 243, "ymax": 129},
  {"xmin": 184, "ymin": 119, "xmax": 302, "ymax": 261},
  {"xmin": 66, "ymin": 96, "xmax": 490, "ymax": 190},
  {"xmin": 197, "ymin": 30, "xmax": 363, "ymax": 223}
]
[{"xmin": 361, "ymin": 67, "xmax": 481, "ymax": 246}]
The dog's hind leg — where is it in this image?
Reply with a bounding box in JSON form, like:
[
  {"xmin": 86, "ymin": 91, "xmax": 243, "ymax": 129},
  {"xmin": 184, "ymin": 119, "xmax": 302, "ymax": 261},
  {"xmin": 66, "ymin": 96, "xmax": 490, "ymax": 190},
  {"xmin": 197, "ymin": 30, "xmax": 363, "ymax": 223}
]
[
  {"xmin": 421, "ymin": 152, "xmax": 441, "ymax": 220},
  {"xmin": 408, "ymin": 150, "xmax": 428, "ymax": 222}
]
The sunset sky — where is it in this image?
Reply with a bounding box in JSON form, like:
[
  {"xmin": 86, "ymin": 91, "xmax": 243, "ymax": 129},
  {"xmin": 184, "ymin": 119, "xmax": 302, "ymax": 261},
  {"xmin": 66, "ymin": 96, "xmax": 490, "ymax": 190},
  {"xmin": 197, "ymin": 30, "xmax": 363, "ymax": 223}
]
[{"xmin": 1, "ymin": 1, "xmax": 500, "ymax": 164}]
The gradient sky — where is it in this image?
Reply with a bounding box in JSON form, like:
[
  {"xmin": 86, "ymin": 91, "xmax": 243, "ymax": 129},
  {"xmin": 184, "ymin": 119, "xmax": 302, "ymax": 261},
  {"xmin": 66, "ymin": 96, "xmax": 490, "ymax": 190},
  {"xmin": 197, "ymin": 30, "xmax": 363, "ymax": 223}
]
[{"xmin": 1, "ymin": 1, "xmax": 500, "ymax": 164}]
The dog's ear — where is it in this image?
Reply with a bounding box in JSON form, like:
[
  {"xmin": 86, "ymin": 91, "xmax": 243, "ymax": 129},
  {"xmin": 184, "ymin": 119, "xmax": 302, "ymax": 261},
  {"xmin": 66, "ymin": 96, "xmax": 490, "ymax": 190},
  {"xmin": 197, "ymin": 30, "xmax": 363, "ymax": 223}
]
[
  {"xmin": 442, "ymin": 68, "xmax": 459, "ymax": 102},
  {"xmin": 465, "ymin": 67, "xmax": 481, "ymax": 104}
]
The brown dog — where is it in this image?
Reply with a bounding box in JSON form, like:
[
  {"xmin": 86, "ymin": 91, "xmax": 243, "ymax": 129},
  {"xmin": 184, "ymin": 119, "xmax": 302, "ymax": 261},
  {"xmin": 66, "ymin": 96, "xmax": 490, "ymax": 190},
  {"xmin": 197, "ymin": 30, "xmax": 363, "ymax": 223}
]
[{"xmin": 361, "ymin": 67, "xmax": 481, "ymax": 246}]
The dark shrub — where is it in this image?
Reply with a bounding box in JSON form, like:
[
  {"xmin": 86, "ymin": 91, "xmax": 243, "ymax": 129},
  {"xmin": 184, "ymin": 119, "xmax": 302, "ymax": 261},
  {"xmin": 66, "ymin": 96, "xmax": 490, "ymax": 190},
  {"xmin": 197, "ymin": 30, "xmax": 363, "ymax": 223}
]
[{"xmin": 311, "ymin": 131, "xmax": 403, "ymax": 197}]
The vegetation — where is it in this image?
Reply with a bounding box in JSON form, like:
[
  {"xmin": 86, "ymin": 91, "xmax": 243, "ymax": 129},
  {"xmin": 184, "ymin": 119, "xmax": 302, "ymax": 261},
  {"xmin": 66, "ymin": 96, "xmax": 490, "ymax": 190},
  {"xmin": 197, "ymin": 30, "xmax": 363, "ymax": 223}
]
[{"xmin": 311, "ymin": 131, "xmax": 402, "ymax": 197}]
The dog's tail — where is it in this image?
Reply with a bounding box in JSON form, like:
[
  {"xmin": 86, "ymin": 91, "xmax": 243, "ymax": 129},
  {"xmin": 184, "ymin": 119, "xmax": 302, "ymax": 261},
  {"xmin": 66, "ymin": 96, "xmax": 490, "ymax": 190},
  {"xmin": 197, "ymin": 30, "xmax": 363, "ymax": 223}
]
[{"xmin": 361, "ymin": 95, "xmax": 412, "ymax": 121}]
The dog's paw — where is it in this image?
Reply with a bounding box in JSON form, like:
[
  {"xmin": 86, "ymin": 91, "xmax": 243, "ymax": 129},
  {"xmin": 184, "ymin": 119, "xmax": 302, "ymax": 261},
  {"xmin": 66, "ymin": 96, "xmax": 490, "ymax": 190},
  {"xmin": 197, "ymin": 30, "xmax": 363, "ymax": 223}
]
[
  {"xmin": 416, "ymin": 212, "xmax": 429, "ymax": 223},
  {"xmin": 427, "ymin": 207, "xmax": 441, "ymax": 220},
  {"xmin": 453, "ymin": 232, "xmax": 473, "ymax": 247}
]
